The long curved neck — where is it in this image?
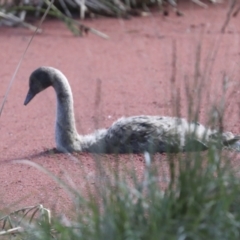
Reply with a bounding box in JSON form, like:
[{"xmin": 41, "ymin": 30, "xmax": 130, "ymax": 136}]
[{"xmin": 51, "ymin": 71, "xmax": 79, "ymax": 152}]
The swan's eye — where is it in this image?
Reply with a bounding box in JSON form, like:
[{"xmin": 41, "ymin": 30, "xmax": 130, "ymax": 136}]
[{"xmin": 30, "ymin": 73, "xmax": 52, "ymax": 93}]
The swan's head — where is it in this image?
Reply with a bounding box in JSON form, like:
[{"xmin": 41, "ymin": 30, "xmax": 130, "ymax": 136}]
[{"xmin": 24, "ymin": 67, "xmax": 53, "ymax": 105}]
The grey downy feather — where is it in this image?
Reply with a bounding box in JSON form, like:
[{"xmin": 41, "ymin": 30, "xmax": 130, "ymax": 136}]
[{"xmin": 24, "ymin": 66, "xmax": 240, "ymax": 153}]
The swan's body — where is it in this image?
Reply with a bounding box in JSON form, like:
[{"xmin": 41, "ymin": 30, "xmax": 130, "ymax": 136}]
[{"xmin": 24, "ymin": 67, "xmax": 240, "ymax": 153}]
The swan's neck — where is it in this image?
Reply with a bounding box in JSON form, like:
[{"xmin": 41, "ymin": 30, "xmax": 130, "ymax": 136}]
[{"xmin": 52, "ymin": 72, "xmax": 80, "ymax": 152}]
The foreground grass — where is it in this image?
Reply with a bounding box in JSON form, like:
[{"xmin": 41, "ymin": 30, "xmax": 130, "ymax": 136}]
[{"xmin": 9, "ymin": 148, "xmax": 239, "ymax": 239}]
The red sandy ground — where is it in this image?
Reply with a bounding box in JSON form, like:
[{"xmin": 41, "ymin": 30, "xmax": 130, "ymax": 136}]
[{"xmin": 1, "ymin": 2, "xmax": 240, "ymax": 216}]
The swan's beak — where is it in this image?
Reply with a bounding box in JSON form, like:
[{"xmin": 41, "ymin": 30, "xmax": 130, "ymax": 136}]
[{"xmin": 24, "ymin": 90, "xmax": 36, "ymax": 105}]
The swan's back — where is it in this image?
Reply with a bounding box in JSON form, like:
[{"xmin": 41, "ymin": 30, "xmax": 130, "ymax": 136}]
[{"xmin": 101, "ymin": 116, "xmax": 212, "ymax": 153}]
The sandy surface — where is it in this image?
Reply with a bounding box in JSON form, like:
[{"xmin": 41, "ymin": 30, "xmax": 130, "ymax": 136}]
[{"xmin": 0, "ymin": 2, "xmax": 240, "ymax": 215}]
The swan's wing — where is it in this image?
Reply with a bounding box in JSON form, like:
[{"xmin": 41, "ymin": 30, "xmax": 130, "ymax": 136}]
[{"xmin": 105, "ymin": 116, "xmax": 190, "ymax": 153}]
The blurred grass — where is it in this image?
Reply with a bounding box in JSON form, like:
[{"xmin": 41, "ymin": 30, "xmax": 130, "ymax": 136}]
[
  {"xmin": 0, "ymin": 0, "xmax": 168, "ymax": 21},
  {"xmin": 0, "ymin": 0, "xmax": 230, "ymax": 35},
  {"xmin": 8, "ymin": 149, "xmax": 240, "ymax": 240},
  {"xmin": 1, "ymin": 0, "xmax": 239, "ymax": 35}
]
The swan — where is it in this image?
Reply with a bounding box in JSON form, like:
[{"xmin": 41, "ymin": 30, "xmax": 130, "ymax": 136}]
[{"xmin": 24, "ymin": 66, "xmax": 240, "ymax": 153}]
